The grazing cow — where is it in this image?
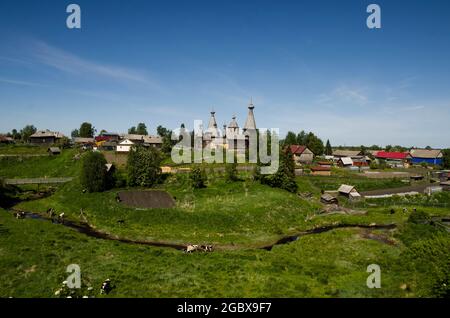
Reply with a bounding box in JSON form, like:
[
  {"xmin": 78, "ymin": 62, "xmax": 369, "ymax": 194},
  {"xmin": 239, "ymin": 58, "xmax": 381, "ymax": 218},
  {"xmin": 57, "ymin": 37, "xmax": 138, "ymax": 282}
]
[
  {"xmin": 14, "ymin": 211, "xmax": 25, "ymax": 219},
  {"xmin": 200, "ymin": 245, "xmax": 214, "ymax": 252},
  {"xmin": 185, "ymin": 244, "xmax": 199, "ymax": 253},
  {"xmin": 100, "ymin": 279, "xmax": 112, "ymax": 295}
]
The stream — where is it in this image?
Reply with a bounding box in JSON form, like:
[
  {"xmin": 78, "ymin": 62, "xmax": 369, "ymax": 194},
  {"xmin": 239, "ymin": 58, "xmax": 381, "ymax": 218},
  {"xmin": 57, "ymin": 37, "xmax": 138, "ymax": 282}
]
[{"xmin": 5, "ymin": 207, "xmax": 397, "ymax": 251}]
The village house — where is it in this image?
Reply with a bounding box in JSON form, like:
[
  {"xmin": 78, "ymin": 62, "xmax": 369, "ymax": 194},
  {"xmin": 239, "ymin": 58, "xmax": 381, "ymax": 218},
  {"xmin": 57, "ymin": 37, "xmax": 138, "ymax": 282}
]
[
  {"xmin": 374, "ymin": 151, "xmax": 410, "ymax": 168},
  {"xmin": 409, "ymin": 148, "xmax": 443, "ymax": 165},
  {"xmin": 337, "ymin": 157, "xmax": 353, "ymax": 168},
  {"xmin": 310, "ymin": 166, "xmax": 331, "ymax": 176},
  {"xmin": 317, "ymin": 161, "xmax": 333, "ymax": 168},
  {"xmin": 338, "ymin": 184, "xmax": 361, "ymax": 201},
  {"xmin": 332, "ymin": 150, "xmax": 362, "ymax": 159},
  {"xmin": 0, "ymin": 135, "xmax": 14, "ymax": 144},
  {"xmin": 320, "ymin": 193, "xmax": 338, "ymax": 205},
  {"xmin": 29, "ymin": 130, "xmax": 65, "ymax": 145},
  {"xmin": 289, "ymin": 145, "xmax": 314, "ymax": 164},
  {"xmin": 121, "ymin": 134, "xmax": 163, "ymax": 148},
  {"xmin": 117, "ymin": 139, "xmax": 135, "ymax": 152},
  {"xmin": 73, "ymin": 137, "xmax": 95, "ymax": 149},
  {"xmin": 95, "ymin": 132, "xmax": 120, "ymax": 142}
]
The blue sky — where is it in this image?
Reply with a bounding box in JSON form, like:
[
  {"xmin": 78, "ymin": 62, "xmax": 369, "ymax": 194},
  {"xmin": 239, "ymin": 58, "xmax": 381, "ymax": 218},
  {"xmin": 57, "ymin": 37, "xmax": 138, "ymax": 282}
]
[{"xmin": 1, "ymin": 0, "xmax": 449, "ymax": 148}]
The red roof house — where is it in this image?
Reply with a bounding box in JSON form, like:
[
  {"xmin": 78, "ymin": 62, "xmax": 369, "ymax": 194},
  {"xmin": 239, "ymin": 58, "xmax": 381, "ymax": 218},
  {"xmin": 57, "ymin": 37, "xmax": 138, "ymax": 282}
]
[
  {"xmin": 375, "ymin": 151, "xmax": 409, "ymax": 160},
  {"xmin": 289, "ymin": 145, "xmax": 314, "ymax": 164}
]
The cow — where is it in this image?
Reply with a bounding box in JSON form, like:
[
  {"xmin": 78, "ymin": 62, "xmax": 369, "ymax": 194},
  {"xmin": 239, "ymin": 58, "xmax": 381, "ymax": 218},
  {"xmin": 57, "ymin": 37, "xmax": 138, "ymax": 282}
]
[
  {"xmin": 185, "ymin": 244, "xmax": 199, "ymax": 253},
  {"xmin": 200, "ymin": 245, "xmax": 214, "ymax": 252},
  {"xmin": 14, "ymin": 211, "xmax": 25, "ymax": 219},
  {"xmin": 58, "ymin": 212, "xmax": 65, "ymax": 223}
]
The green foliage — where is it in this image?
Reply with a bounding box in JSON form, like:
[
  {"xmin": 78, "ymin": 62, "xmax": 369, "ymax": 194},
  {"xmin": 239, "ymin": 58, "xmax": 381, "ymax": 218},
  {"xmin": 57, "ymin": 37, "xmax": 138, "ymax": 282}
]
[
  {"xmin": 305, "ymin": 132, "xmax": 324, "ymax": 156},
  {"xmin": 190, "ymin": 166, "xmax": 207, "ymax": 188},
  {"xmin": 260, "ymin": 148, "xmax": 298, "ymax": 193},
  {"xmin": 225, "ymin": 161, "xmax": 239, "ymax": 182},
  {"xmin": 284, "ymin": 131, "xmax": 297, "ymax": 146},
  {"xmin": 55, "ymin": 136, "xmax": 71, "ymax": 149},
  {"xmin": 325, "ymin": 139, "xmax": 332, "ymax": 156},
  {"xmin": 71, "ymin": 129, "xmax": 79, "ymax": 138},
  {"xmin": 127, "ymin": 146, "xmax": 162, "ymax": 187},
  {"xmin": 80, "ymin": 152, "xmax": 108, "ymax": 193},
  {"xmin": 20, "ymin": 125, "xmax": 37, "ymax": 142},
  {"xmin": 296, "ymin": 130, "xmax": 307, "ymax": 145},
  {"xmin": 136, "ymin": 123, "xmax": 148, "ymax": 135},
  {"xmin": 79, "ymin": 122, "xmax": 95, "ymax": 138},
  {"xmin": 442, "ymin": 149, "xmax": 450, "ymax": 169},
  {"xmin": 408, "ymin": 209, "xmax": 431, "ymax": 225},
  {"xmin": 128, "ymin": 123, "xmax": 148, "ymax": 135},
  {"xmin": 399, "ymin": 234, "xmax": 450, "ymax": 297}
]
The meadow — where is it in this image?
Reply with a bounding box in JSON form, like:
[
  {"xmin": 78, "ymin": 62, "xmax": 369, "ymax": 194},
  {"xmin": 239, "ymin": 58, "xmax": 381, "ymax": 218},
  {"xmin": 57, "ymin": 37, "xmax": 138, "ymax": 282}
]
[{"xmin": 0, "ymin": 147, "xmax": 449, "ymax": 297}]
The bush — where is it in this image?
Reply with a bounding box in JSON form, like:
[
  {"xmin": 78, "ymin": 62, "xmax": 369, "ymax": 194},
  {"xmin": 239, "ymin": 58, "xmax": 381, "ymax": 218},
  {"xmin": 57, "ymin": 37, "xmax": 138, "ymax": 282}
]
[
  {"xmin": 127, "ymin": 146, "xmax": 162, "ymax": 187},
  {"xmin": 190, "ymin": 166, "xmax": 207, "ymax": 188},
  {"xmin": 225, "ymin": 162, "xmax": 239, "ymax": 182},
  {"xmin": 399, "ymin": 234, "xmax": 450, "ymax": 297},
  {"xmin": 259, "ymin": 148, "xmax": 298, "ymax": 193},
  {"xmin": 80, "ymin": 152, "xmax": 108, "ymax": 192}
]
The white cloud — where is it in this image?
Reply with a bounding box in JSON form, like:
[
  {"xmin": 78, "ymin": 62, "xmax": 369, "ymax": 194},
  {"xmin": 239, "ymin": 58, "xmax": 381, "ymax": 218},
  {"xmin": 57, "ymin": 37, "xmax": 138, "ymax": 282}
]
[{"xmin": 30, "ymin": 40, "xmax": 161, "ymax": 89}]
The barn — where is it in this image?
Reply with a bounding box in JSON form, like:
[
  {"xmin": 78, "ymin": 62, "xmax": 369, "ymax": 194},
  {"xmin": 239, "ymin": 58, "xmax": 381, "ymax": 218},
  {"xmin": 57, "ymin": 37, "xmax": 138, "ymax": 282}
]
[{"xmin": 409, "ymin": 149, "xmax": 443, "ymax": 165}]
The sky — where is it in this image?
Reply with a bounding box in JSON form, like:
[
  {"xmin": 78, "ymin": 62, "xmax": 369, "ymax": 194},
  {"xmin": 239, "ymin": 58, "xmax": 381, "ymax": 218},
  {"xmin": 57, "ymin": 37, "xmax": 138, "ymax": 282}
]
[{"xmin": 0, "ymin": 0, "xmax": 449, "ymax": 148}]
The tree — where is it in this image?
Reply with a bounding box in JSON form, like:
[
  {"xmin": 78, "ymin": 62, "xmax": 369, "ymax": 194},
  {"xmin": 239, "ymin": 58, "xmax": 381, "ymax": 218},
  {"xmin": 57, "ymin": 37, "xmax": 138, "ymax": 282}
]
[
  {"xmin": 190, "ymin": 166, "xmax": 207, "ymax": 189},
  {"xmin": 296, "ymin": 130, "xmax": 307, "ymax": 145},
  {"xmin": 136, "ymin": 123, "xmax": 148, "ymax": 135},
  {"xmin": 325, "ymin": 139, "xmax": 332, "ymax": 156},
  {"xmin": 128, "ymin": 126, "xmax": 137, "ymax": 134},
  {"xmin": 80, "ymin": 152, "xmax": 108, "ymax": 192},
  {"xmin": 360, "ymin": 145, "xmax": 368, "ymax": 156},
  {"xmin": 20, "ymin": 125, "xmax": 37, "ymax": 142},
  {"xmin": 79, "ymin": 122, "xmax": 95, "ymax": 138},
  {"xmin": 157, "ymin": 125, "xmax": 175, "ymax": 155},
  {"xmin": 71, "ymin": 129, "xmax": 80, "ymax": 138},
  {"xmin": 127, "ymin": 146, "xmax": 162, "ymax": 187},
  {"xmin": 157, "ymin": 125, "xmax": 169, "ymax": 137},
  {"xmin": 442, "ymin": 149, "xmax": 450, "ymax": 169},
  {"xmin": 284, "ymin": 131, "xmax": 297, "ymax": 146},
  {"xmin": 305, "ymin": 132, "xmax": 324, "ymax": 155},
  {"xmin": 259, "ymin": 147, "xmax": 297, "ymax": 193}
]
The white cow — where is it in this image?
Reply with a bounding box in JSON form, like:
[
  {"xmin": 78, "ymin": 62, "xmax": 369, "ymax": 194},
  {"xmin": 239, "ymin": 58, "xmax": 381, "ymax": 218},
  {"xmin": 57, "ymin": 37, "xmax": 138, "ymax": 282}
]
[{"xmin": 185, "ymin": 244, "xmax": 199, "ymax": 253}]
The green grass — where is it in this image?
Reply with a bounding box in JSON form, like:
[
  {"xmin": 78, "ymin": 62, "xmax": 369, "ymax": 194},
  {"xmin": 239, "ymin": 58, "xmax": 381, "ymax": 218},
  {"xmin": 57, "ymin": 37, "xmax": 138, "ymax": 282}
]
[
  {"xmin": 0, "ymin": 149, "xmax": 81, "ymax": 179},
  {"xmin": 1, "ymin": 145, "xmax": 449, "ymax": 297},
  {"xmin": 0, "ymin": 208, "xmax": 412, "ymax": 298},
  {"xmin": 0, "ymin": 144, "xmax": 49, "ymax": 155},
  {"xmin": 17, "ymin": 175, "xmax": 323, "ymax": 246},
  {"xmin": 299, "ymin": 175, "xmax": 408, "ymax": 193}
]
